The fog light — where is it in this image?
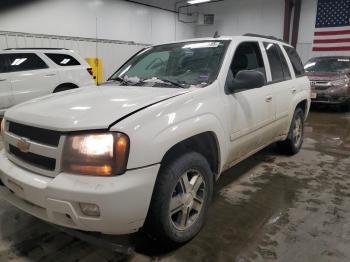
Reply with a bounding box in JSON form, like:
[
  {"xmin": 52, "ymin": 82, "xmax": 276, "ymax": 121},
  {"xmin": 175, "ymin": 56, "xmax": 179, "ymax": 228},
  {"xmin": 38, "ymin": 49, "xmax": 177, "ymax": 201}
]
[{"xmin": 79, "ymin": 202, "xmax": 100, "ymax": 217}]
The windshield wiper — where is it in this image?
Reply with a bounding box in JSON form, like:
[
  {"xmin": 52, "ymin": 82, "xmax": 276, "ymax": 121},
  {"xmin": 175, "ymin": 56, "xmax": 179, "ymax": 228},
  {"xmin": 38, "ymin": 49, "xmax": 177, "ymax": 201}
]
[
  {"xmin": 148, "ymin": 78, "xmax": 186, "ymax": 88},
  {"xmin": 109, "ymin": 76, "xmax": 127, "ymax": 84}
]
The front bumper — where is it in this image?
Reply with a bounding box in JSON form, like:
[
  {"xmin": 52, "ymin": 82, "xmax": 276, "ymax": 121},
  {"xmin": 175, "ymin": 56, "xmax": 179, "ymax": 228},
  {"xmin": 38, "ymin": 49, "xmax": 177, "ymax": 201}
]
[
  {"xmin": 311, "ymin": 95, "xmax": 350, "ymax": 105},
  {"xmin": 0, "ymin": 150, "xmax": 159, "ymax": 235}
]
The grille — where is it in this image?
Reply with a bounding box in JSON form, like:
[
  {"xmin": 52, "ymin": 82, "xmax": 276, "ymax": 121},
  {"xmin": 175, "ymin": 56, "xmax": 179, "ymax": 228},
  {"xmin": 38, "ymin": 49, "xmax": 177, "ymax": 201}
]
[
  {"xmin": 8, "ymin": 121, "xmax": 61, "ymax": 146},
  {"xmin": 311, "ymin": 81, "xmax": 331, "ymax": 91},
  {"xmin": 315, "ymin": 85, "xmax": 330, "ymax": 91},
  {"xmin": 9, "ymin": 145, "xmax": 56, "ymax": 171}
]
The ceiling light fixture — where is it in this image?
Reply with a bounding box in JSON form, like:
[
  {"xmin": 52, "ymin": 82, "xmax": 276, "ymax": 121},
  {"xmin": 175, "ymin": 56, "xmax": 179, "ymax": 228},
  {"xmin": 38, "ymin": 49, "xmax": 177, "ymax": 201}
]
[{"xmin": 187, "ymin": 0, "xmax": 212, "ymax": 5}]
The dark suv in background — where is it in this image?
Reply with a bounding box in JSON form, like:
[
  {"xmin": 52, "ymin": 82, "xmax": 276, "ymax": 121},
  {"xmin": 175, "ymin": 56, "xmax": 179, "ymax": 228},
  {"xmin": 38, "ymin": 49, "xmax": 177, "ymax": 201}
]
[{"xmin": 305, "ymin": 56, "xmax": 350, "ymax": 110}]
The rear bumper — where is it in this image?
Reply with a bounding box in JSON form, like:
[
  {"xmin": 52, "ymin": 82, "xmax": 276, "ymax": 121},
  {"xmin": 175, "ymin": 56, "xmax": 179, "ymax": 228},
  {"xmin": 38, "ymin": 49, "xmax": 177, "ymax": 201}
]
[{"xmin": 0, "ymin": 150, "xmax": 159, "ymax": 235}]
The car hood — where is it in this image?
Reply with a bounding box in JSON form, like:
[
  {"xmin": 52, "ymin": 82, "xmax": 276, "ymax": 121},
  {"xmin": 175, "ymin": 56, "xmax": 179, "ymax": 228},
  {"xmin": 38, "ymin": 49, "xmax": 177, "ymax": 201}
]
[{"xmin": 5, "ymin": 85, "xmax": 192, "ymax": 131}]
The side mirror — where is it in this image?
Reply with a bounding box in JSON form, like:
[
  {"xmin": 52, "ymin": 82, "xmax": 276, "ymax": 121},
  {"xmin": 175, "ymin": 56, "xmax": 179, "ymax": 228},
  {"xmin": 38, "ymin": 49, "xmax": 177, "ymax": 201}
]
[{"xmin": 226, "ymin": 70, "xmax": 266, "ymax": 93}]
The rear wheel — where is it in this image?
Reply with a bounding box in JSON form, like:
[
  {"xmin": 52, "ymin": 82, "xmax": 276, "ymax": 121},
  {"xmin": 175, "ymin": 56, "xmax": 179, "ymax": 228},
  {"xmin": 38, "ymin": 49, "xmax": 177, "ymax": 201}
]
[
  {"xmin": 146, "ymin": 152, "xmax": 213, "ymax": 245},
  {"xmin": 277, "ymin": 107, "xmax": 305, "ymax": 155}
]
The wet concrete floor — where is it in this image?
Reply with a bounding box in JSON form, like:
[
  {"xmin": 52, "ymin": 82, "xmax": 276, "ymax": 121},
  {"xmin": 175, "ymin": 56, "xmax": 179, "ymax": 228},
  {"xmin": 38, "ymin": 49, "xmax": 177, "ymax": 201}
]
[{"xmin": 0, "ymin": 107, "xmax": 349, "ymax": 261}]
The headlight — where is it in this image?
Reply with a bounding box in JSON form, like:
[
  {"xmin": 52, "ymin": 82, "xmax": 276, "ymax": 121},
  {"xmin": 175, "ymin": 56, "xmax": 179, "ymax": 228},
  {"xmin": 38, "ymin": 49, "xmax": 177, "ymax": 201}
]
[
  {"xmin": 62, "ymin": 132, "xmax": 129, "ymax": 176},
  {"xmin": 331, "ymin": 78, "xmax": 349, "ymax": 86}
]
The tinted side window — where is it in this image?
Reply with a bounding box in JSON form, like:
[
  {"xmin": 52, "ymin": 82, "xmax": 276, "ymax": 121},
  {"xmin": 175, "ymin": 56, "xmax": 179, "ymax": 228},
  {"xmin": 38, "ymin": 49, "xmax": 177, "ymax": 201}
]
[
  {"xmin": 283, "ymin": 46, "xmax": 305, "ymax": 77},
  {"xmin": 230, "ymin": 42, "xmax": 266, "ymax": 79},
  {"xmin": 7, "ymin": 53, "xmax": 48, "ymax": 72},
  {"xmin": 277, "ymin": 46, "xmax": 291, "ymax": 80},
  {"xmin": 264, "ymin": 43, "xmax": 284, "ymax": 82},
  {"xmin": 0, "ymin": 54, "xmax": 10, "ymax": 73},
  {"xmin": 45, "ymin": 53, "xmax": 80, "ymax": 66}
]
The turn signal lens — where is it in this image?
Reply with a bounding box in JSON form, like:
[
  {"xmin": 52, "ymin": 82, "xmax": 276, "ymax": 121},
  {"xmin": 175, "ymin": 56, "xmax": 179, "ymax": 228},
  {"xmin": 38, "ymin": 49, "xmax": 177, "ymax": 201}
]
[
  {"xmin": 62, "ymin": 132, "xmax": 129, "ymax": 176},
  {"xmin": 69, "ymin": 164, "xmax": 112, "ymax": 176}
]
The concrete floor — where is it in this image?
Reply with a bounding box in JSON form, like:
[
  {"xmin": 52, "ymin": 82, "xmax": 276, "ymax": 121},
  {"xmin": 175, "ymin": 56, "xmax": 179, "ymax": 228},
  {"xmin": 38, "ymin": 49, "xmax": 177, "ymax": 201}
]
[{"xmin": 0, "ymin": 107, "xmax": 349, "ymax": 262}]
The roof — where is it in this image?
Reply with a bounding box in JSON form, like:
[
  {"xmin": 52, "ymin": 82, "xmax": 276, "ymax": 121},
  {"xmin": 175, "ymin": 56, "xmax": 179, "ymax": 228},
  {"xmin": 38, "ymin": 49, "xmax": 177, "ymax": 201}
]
[
  {"xmin": 154, "ymin": 34, "xmax": 293, "ymax": 47},
  {"xmin": 0, "ymin": 48, "xmax": 76, "ymax": 54},
  {"xmin": 4, "ymin": 48, "xmax": 69, "ymax": 50}
]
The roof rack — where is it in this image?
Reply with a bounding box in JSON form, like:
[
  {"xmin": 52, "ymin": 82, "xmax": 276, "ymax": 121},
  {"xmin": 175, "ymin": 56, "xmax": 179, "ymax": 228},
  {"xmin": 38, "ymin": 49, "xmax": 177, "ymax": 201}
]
[
  {"xmin": 4, "ymin": 48, "xmax": 70, "ymax": 50},
  {"xmin": 243, "ymin": 33, "xmax": 287, "ymax": 44}
]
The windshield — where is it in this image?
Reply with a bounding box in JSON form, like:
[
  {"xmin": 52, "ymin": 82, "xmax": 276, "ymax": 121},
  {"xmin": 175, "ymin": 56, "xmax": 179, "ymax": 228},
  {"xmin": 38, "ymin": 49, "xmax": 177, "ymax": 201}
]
[
  {"xmin": 109, "ymin": 40, "xmax": 230, "ymax": 88},
  {"xmin": 304, "ymin": 58, "xmax": 350, "ymax": 73}
]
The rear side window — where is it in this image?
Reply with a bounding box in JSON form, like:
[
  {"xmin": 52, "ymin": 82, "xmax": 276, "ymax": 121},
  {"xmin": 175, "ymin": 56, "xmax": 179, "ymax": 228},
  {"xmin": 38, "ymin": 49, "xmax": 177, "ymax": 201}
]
[
  {"xmin": 7, "ymin": 53, "xmax": 48, "ymax": 72},
  {"xmin": 45, "ymin": 53, "xmax": 80, "ymax": 66},
  {"xmin": 283, "ymin": 46, "xmax": 305, "ymax": 77},
  {"xmin": 264, "ymin": 43, "xmax": 284, "ymax": 82},
  {"xmin": 277, "ymin": 46, "xmax": 291, "ymax": 80}
]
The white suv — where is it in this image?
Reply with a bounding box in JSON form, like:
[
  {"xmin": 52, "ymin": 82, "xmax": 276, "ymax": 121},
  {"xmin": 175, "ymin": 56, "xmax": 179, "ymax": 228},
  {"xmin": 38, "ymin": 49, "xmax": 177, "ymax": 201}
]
[
  {"xmin": 0, "ymin": 48, "xmax": 95, "ymax": 116},
  {"xmin": 0, "ymin": 35, "xmax": 310, "ymax": 245}
]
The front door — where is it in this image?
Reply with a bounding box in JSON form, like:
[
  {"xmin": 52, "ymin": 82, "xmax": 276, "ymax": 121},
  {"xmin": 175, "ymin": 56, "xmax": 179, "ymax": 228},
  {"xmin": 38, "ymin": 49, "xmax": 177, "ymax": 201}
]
[{"xmin": 224, "ymin": 41, "xmax": 276, "ymax": 165}]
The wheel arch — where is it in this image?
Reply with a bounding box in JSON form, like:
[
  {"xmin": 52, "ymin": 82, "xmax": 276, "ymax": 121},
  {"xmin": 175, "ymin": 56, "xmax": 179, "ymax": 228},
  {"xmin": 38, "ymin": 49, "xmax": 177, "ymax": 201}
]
[
  {"xmin": 160, "ymin": 131, "xmax": 221, "ymax": 180},
  {"xmin": 53, "ymin": 82, "xmax": 79, "ymax": 93},
  {"xmin": 295, "ymin": 99, "xmax": 308, "ymax": 116}
]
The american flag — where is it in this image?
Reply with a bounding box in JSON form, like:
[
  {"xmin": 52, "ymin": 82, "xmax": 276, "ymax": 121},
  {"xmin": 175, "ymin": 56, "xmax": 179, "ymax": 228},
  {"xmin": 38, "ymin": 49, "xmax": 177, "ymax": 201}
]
[{"xmin": 313, "ymin": 0, "xmax": 350, "ymax": 51}]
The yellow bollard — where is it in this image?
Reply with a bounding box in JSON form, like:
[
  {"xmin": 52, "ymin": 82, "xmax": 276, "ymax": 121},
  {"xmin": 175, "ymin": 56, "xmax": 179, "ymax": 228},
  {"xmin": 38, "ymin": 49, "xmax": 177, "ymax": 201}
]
[{"xmin": 85, "ymin": 58, "xmax": 104, "ymax": 85}]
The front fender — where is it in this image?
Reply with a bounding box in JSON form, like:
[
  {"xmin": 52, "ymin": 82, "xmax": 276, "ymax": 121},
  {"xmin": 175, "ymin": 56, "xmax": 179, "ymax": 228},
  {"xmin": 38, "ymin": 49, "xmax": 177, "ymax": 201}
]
[{"xmin": 111, "ymin": 88, "xmax": 228, "ymax": 172}]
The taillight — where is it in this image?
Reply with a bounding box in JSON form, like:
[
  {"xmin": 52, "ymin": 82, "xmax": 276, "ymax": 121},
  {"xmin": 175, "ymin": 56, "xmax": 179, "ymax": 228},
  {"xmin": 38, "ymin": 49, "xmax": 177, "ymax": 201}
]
[{"xmin": 87, "ymin": 68, "xmax": 93, "ymax": 76}]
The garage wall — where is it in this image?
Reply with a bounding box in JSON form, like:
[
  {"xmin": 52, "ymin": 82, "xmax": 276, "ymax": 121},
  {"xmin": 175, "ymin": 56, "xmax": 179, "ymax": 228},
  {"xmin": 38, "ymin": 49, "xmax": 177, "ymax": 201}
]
[
  {"xmin": 194, "ymin": 0, "xmax": 349, "ymax": 63},
  {"xmin": 0, "ymin": 0, "xmax": 196, "ymax": 78},
  {"xmin": 195, "ymin": 0, "xmax": 285, "ymax": 40}
]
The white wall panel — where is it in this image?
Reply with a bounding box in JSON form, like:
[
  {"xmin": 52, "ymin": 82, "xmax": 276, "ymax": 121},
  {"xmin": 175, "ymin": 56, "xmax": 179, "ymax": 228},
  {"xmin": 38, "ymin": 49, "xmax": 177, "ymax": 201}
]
[
  {"xmin": 0, "ymin": 0, "xmax": 195, "ymax": 44},
  {"xmin": 195, "ymin": 0, "xmax": 284, "ymax": 39}
]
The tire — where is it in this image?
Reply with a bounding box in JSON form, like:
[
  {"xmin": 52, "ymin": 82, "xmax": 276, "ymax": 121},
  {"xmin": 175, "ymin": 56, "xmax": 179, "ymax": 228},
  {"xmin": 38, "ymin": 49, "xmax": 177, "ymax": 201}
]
[
  {"xmin": 277, "ymin": 107, "xmax": 305, "ymax": 155},
  {"xmin": 53, "ymin": 85, "xmax": 77, "ymax": 93},
  {"xmin": 146, "ymin": 152, "xmax": 213, "ymax": 246}
]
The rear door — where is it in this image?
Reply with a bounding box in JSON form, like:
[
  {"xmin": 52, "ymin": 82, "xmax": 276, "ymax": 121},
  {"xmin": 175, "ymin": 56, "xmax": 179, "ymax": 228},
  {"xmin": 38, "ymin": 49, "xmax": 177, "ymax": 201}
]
[
  {"xmin": 262, "ymin": 42, "xmax": 293, "ymax": 137},
  {"xmin": 45, "ymin": 52, "xmax": 93, "ymax": 86},
  {"xmin": 224, "ymin": 41, "xmax": 276, "ymax": 164},
  {"xmin": 0, "ymin": 54, "xmax": 14, "ymax": 112},
  {"xmin": 7, "ymin": 53, "xmax": 59, "ymax": 105}
]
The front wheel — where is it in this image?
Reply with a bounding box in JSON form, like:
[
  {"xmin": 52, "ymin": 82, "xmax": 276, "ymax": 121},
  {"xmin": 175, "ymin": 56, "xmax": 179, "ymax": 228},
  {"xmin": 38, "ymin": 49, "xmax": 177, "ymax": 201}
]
[
  {"xmin": 277, "ymin": 107, "xmax": 305, "ymax": 155},
  {"xmin": 146, "ymin": 152, "xmax": 213, "ymax": 245}
]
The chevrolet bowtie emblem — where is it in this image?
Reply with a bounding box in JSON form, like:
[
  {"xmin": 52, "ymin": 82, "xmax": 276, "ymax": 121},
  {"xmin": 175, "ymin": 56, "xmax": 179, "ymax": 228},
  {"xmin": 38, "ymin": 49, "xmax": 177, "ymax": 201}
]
[{"xmin": 17, "ymin": 138, "xmax": 30, "ymax": 153}]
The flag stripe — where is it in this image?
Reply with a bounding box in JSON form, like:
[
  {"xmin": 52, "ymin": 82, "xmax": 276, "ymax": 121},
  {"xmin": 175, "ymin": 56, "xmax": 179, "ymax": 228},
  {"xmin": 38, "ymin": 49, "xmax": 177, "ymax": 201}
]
[
  {"xmin": 312, "ymin": 46, "xmax": 350, "ymax": 51},
  {"xmin": 314, "ymin": 38, "xmax": 350, "ymax": 43},
  {"xmin": 315, "ymin": 30, "xmax": 350, "ymax": 36}
]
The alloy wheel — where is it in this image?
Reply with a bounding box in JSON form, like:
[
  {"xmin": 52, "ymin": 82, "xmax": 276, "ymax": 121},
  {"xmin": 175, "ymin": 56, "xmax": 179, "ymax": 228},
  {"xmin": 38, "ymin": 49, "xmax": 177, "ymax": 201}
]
[{"xmin": 169, "ymin": 169, "xmax": 206, "ymax": 231}]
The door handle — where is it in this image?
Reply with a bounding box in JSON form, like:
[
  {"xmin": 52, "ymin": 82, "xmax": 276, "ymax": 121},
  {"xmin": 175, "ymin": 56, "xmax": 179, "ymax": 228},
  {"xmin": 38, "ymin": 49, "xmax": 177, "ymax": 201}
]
[
  {"xmin": 0, "ymin": 78, "xmax": 6, "ymax": 82},
  {"xmin": 292, "ymin": 88, "xmax": 297, "ymax": 94},
  {"xmin": 265, "ymin": 96, "xmax": 273, "ymax": 102},
  {"xmin": 45, "ymin": 73, "xmax": 56, "ymax": 77}
]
